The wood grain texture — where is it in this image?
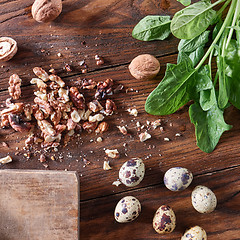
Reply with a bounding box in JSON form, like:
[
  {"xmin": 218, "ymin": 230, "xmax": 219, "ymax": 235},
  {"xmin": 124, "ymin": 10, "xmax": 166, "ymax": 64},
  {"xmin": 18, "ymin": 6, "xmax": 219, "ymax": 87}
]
[
  {"xmin": 0, "ymin": 170, "xmax": 79, "ymax": 240},
  {"xmin": 0, "ymin": 0, "xmax": 239, "ymax": 239}
]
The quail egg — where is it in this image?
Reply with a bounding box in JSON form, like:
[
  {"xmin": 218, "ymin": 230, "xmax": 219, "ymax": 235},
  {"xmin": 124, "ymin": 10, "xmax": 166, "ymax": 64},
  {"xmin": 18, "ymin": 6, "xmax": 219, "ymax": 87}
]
[
  {"xmin": 153, "ymin": 205, "xmax": 176, "ymax": 234},
  {"xmin": 114, "ymin": 196, "xmax": 141, "ymax": 223},
  {"xmin": 119, "ymin": 158, "xmax": 145, "ymax": 187},
  {"xmin": 191, "ymin": 185, "xmax": 217, "ymax": 213},
  {"xmin": 181, "ymin": 226, "xmax": 207, "ymax": 240},
  {"xmin": 164, "ymin": 167, "xmax": 193, "ymax": 191}
]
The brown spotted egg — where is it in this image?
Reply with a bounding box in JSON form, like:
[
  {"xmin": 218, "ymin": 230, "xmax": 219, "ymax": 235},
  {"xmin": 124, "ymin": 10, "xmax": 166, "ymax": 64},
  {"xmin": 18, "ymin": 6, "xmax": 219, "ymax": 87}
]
[
  {"xmin": 164, "ymin": 167, "xmax": 193, "ymax": 191},
  {"xmin": 153, "ymin": 205, "xmax": 176, "ymax": 234},
  {"xmin": 191, "ymin": 185, "xmax": 217, "ymax": 213},
  {"xmin": 181, "ymin": 226, "xmax": 207, "ymax": 240},
  {"xmin": 114, "ymin": 196, "xmax": 141, "ymax": 223},
  {"xmin": 119, "ymin": 158, "xmax": 145, "ymax": 187}
]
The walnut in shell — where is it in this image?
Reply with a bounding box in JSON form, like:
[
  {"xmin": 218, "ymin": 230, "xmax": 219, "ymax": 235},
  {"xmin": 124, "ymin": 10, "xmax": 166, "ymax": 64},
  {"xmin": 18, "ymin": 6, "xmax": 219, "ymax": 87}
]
[
  {"xmin": 32, "ymin": 0, "xmax": 62, "ymax": 23},
  {"xmin": 129, "ymin": 54, "xmax": 160, "ymax": 80},
  {"xmin": 0, "ymin": 37, "xmax": 17, "ymax": 62}
]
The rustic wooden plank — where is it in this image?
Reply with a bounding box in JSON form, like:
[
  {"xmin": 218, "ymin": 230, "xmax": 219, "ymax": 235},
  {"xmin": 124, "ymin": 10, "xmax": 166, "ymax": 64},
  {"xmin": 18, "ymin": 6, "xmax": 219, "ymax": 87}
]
[
  {"xmin": 0, "ymin": 0, "xmax": 183, "ymax": 89},
  {"xmin": 80, "ymin": 166, "xmax": 240, "ymax": 240},
  {"xmin": 0, "ymin": 54, "xmax": 239, "ymax": 202},
  {"xmin": 0, "ymin": 169, "xmax": 79, "ymax": 240}
]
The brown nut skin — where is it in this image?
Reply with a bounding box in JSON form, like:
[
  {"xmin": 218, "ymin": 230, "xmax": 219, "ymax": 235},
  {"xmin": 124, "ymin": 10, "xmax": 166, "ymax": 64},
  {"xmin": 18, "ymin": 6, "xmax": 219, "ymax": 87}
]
[
  {"xmin": 0, "ymin": 37, "xmax": 17, "ymax": 62},
  {"xmin": 32, "ymin": 0, "xmax": 62, "ymax": 23},
  {"xmin": 129, "ymin": 54, "xmax": 160, "ymax": 81}
]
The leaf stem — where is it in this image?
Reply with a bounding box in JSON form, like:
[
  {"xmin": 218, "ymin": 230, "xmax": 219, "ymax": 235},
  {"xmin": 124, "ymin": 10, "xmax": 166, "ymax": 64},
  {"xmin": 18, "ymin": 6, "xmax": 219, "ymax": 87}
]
[
  {"xmin": 208, "ymin": 48, "xmax": 214, "ymax": 77},
  {"xmin": 225, "ymin": 0, "xmax": 240, "ymax": 48},
  {"xmin": 216, "ymin": 0, "xmax": 231, "ymax": 18},
  {"xmin": 195, "ymin": 0, "xmax": 236, "ymax": 71}
]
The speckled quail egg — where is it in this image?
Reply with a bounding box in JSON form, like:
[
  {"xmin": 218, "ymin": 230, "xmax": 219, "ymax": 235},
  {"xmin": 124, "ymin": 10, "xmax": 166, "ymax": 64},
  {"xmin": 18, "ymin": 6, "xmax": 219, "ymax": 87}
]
[
  {"xmin": 191, "ymin": 185, "xmax": 217, "ymax": 213},
  {"xmin": 119, "ymin": 158, "xmax": 145, "ymax": 187},
  {"xmin": 153, "ymin": 205, "xmax": 176, "ymax": 234},
  {"xmin": 181, "ymin": 226, "xmax": 207, "ymax": 240},
  {"xmin": 114, "ymin": 196, "xmax": 141, "ymax": 223},
  {"xmin": 164, "ymin": 167, "xmax": 193, "ymax": 191}
]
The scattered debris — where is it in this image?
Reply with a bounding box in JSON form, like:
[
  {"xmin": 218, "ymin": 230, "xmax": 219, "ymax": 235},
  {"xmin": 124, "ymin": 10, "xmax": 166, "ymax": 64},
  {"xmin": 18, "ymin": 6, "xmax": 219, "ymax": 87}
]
[
  {"xmin": 103, "ymin": 161, "xmax": 112, "ymax": 170},
  {"xmin": 0, "ymin": 155, "xmax": 12, "ymax": 164}
]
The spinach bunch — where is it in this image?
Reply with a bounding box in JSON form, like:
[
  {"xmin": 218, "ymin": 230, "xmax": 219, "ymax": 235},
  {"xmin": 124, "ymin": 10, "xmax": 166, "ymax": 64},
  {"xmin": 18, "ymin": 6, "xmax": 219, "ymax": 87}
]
[{"xmin": 132, "ymin": 0, "xmax": 240, "ymax": 153}]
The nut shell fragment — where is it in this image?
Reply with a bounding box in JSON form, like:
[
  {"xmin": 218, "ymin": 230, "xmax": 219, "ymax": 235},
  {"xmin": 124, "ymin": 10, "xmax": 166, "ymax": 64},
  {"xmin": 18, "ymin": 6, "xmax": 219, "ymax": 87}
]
[{"xmin": 0, "ymin": 37, "xmax": 17, "ymax": 62}]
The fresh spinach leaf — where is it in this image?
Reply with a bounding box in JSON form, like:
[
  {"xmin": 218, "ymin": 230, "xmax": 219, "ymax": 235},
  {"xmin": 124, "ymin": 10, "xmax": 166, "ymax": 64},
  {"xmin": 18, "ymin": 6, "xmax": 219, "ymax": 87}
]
[
  {"xmin": 192, "ymin": 65, "xmax": 216, "ymax": 110},
  {"xmin": 199, "ymin": 88, "xmax": 216, "ymax": 111},
  {"xmin": 132, "ymin": 15, "xmax": 171, "ymax": 41},
  {"xmin": 189, "ymin": 102, "xmax": 232, "ymax": 153},
  {"xmin": 178, "ymin": 31, "xmax": 210, "ymax": 52},
  {"xmin": 182, "ymin": 46, "xmax": 205, "ymax": 66},
  {"xmin": 145, "ymin": 52, "xmax": 196, "ymax": 115},
  {"xmin": 177, "ymin": 0, "xmax": 191, "ymax": 6},
  {"xmin": 225, "ymin": 39, "xmax": 240, "ymax": 109},
  {"xmin": 215, "ymin": 44, "xmax": 229, "ymax": 109},
  {"xmin": 171, "ymin": 0, "xmax": 216, "ymax": 39}
]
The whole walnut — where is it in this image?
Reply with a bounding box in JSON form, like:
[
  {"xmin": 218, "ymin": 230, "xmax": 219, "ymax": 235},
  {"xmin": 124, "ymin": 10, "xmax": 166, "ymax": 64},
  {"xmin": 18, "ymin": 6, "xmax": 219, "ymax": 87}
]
[
  {"xmin": 32, "ymin": 0, "xmax": 62, "ymax": 23},
  {"xmin": 129, "ymin": 54, "xmax": 160, "ymax": 80}
]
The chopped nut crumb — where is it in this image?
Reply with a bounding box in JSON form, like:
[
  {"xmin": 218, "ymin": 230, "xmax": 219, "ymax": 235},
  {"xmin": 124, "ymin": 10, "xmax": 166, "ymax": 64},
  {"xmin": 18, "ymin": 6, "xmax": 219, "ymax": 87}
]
[
  {"xmin": 96, "ymin": 137, "xmax": 103, "ymax": 142},
  {"xmin": 127, "ymin": 108, "xmax": 138, "ymax": 117},
  {"xmin": 103, "ymin": 161, "xmax": 112, "ymax": 170},
  {"xmin": 151, "ymin": 119, "xmax": 161, "ymax": 129},
  {"xmin": 105, "ymin": 149, "xmax": 120, "ymax": 158},
  {"xmin": 139, "ymin": 131, "xmax": 151, "ymax": 142},
  {"xmin": 0, "ymin": 155, "xmax": 12, "ymax": 164},
  {"xmin": 117, "ymin": 126, "xmax": 128, "ymax": 135},
  {"xmin": 39, "ymin": 154, "xmax": 46, "ymax": 162},
  {"xmin": 112, "ymin": 180, "xmax": 122, "ymax": 186}
]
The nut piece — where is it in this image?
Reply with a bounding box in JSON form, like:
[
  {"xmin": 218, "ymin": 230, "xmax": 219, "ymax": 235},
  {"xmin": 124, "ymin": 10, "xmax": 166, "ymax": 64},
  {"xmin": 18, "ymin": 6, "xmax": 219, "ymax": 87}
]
[
  {"xmin": 139, "ymin": 131, "xmax": 151, "ymax": 142},
  {"xmin": 8, "ymin": 74, "xmax": 22, "ymax": 100},
  {"xmin": 127, "ymin": 108, "xmax": 138, "ymax": 117},
  {"xmin": 117, "ymin": 126, "xmax": 127, "ymax": 135},
  {"xmin": 88, "ymin": 100, "xmax": 103, "ymax": 112},
  {"xmin": 0, "ymin": 37, "xmax": 17, "ymax": 62},
  {"xmin": 129, "ymin": 54, "xmax": 160, "ymax": 80},
  {"xmin": 103, "ymin": 161, "xmax": 112, "ymax": 170},
  {"xmin": 69, "ymin": 87, "xmax": 85, "ymax": 109},
  {"xmin": 105, "ymin": 99, "xmax": 117, "ymax": 115},
  {"xmin": 33, "ymin": 67, "xmax": 49, "ymax": 81},
  {"xmin": 31, "ymin": 0, "xmax": 62, "ymax": 23},
  {"xmin": 8, "ymin": 114, "xmax": 31, "ymax": 133},
  {"xmin": 89, "ymin": 113, "xmax": 104, "ymax": 123},
  {"xmin": 49, "ymin": 74, "xmax": 65, "ymax": 87},
  {"xmin": 105, "ymin": 149, "xmax": 120, "ymax": 159},
  {"xmin": 0, "ymin": 155, "xmax": 12, "ymax": 164},
  {"xmin": 95, "ymin": 121, "xmax": 108, "ymax": 134}
]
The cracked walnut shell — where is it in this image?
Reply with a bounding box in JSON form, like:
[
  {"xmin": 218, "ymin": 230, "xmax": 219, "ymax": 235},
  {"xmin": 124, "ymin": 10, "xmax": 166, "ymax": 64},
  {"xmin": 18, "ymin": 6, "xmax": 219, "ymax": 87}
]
[
  {"xmin": 129, "ymin": 54, "xmax": 160, "ymax": 80},
  {"xmin": 32, "ymin": 0, "xmax": 62, "ymax": 23},
  {"xmin": 0, "ymin": 37, "xmax": 17, "ymax": 62}
]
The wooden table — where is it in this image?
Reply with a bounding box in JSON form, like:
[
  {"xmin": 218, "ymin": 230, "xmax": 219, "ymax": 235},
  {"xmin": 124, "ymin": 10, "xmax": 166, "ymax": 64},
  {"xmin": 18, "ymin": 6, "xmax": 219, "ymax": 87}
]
[{"xmin": 0, "ymin": 0, "xmax": 239, "ymax": 239}]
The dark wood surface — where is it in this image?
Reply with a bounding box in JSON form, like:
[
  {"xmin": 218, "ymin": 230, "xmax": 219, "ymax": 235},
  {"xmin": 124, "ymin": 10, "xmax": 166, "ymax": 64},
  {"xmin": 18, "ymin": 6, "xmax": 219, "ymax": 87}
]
[{"xmin": 0, "ymin": 0, "xmax": 239, "ymax": 239}]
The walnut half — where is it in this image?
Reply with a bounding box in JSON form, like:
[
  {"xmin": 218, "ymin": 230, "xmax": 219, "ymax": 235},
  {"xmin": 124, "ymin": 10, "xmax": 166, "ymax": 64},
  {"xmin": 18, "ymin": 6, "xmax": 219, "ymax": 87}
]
[{"xmin": 0, "ymin": 37, "xmax": 17, "ymax": 62}]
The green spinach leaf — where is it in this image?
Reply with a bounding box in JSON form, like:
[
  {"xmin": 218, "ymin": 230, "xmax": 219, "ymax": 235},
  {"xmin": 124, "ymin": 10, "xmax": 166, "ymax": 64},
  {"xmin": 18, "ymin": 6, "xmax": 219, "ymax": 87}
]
[
  {"xmin": 189, "ymin": 102, "xmax": 232, "ymax": 153},
  {"xmin": 215, "ymin": 44, "xmax": 229, "ymax": 109},
  {"xmin": 145, "ymin": 52, "xmax": 196, "ymax": 115},
  {"xmin": 132, "ymin": 15, "xmax": 171, "ymax": 41},
  {"xmin": 171, "ymin": 0, "xmax": 216, "ymax": 39},
  {"xmin": 178, "ymin": 31, "xmax": 210, "ymax": 52},
  {"xmin": 177, "ymin": 0, "xmax": 191, "ymax": 6},
  {"xmin": 225, "ymin": 39, "xmax": 240, "ymax": 109}
]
